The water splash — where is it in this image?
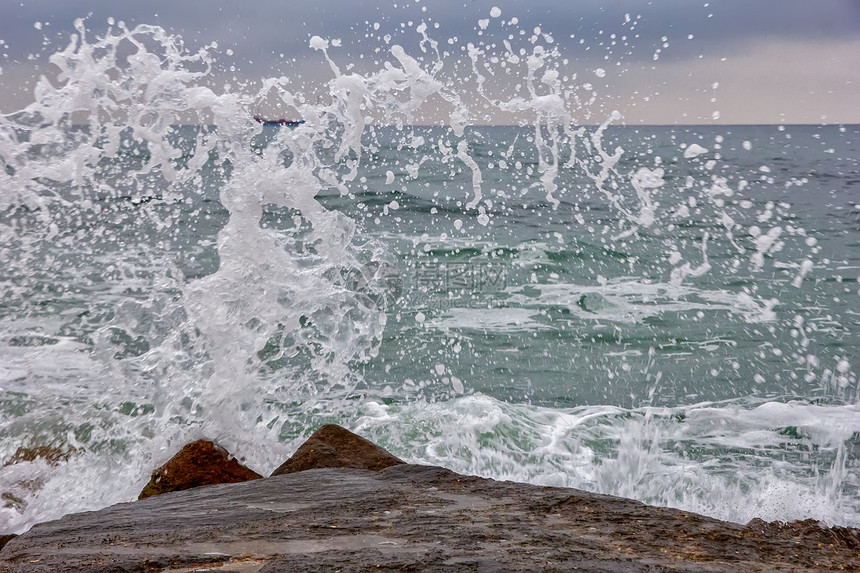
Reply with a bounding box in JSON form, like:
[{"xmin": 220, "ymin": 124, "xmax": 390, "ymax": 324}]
[
  {"xmin": 0, "ymin": 21, "xmax": 394, "ymax": 531},
  {"xmin": 355, "ymin": 395, "xmax": 860, "ymax": 527},
  {"xmin": 0, "ymin": 15, "xmax": 857, "ymax": 534}
]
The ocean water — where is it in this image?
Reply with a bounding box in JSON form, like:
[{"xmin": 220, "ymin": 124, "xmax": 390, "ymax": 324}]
[{"xmin": 0, "ymin": 21, "xmax": 858, "ymax": 534}]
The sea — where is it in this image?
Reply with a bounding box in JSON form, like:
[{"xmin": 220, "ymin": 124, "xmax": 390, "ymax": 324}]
[{"xmin": 0, "ymin": 22, "xmax": 858, "ymax": 534}]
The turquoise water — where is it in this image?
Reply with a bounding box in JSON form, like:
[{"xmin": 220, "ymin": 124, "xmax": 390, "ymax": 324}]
[{"xmin": 0, "ymin": 22, "xmax": 858, "ymax": 533}]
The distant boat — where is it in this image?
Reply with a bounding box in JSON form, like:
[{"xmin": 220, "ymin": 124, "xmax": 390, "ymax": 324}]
[{"xmin": 253, "ymin": 116, "xmax": 304, "ymax": 127}]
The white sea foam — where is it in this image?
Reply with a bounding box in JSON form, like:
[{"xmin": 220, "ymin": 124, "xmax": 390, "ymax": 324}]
[
  {"xmin": 356, "ymin": 394, "xmax": 860, "ymax": 526},
  {"xmin": 502, "ymin": 279, "xmax": 779, "ymax": 325},
  {"xmin": 424, "ymin": 307, "xmax": 548, "ymax": 333}
]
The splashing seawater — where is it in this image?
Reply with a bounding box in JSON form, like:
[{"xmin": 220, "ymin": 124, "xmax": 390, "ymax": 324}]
[
  {"xmin": 0, "ymin": 17, "xmax": 858, "ymax": 533},
  {"xmin": 0, "ymin": 20, "xmax": 393, "ymax": 530}
]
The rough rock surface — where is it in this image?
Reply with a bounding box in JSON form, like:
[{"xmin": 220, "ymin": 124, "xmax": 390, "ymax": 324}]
[
  {"xmin": 3, "ymin": 445, "xmax": 80, "ymax": 466},
  {"xmin": 2, "ymin": 464, "xmax": 858, "ymax": 572},
  {"xmin": 0, "ymin": 535, "xmax": 15, "ymax": 553},
  {"xmin": 270, "ymin": 424, "xmax": 404, "ymax": 475},
  {"xmin": 138, "ymin": 440, "xmax": 262, "ymax": 500},
  {"xmin": 745, "ymin": 517, "xmax": 860, "ymax": 549}
]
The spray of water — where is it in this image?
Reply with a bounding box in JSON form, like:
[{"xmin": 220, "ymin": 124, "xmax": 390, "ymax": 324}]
[{"xmin": 0, "ymin": 15, "xmax": 856, "ymax": 533}]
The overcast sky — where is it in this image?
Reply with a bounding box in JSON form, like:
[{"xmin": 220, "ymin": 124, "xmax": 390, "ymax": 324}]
[{"xmin": 1, "ymin": 0, "xmax": 858, "ymax": 124}]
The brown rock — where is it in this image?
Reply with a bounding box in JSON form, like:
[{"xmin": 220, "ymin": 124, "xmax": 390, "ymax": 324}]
[
  {"xmin": 138, "ymin": 440, "xmax": 262, "ymax": 500},
  {"xmin": 4, "ymin": 465, "xmax": 860, "ymax": 571},
  {"xmin": 745, "ymin": 517, "xmax": 860, "ymax": 549},
  {"xmin": 2, "ymin": 446, "xmax": 82, "ymax": 518},
  {"xmin": 0, "ymin": 533, "xmax": 17, "ymax": 552},
  {"xmin": 4, "ymin": 445, "xmax": 81, "ymax": 467},
  {"xmin": 271, "ymin": 424, "xmax": 404, "ymax": 476}
]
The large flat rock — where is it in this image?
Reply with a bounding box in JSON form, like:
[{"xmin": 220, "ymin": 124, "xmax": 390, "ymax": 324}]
[{"xmin": 1, "ymin": 464, "xmax": 857, "ymax": 572}]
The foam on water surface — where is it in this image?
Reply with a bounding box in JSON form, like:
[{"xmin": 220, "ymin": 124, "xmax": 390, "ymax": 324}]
[
  {"xmin": 0, "ymin": 13, "xmax": 858, "ymax": 533},
  {"xmin": 354, "ymin": 394, "xmax": 860, "ymax": 526}
]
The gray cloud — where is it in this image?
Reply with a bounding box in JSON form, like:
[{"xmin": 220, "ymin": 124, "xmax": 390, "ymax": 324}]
[
  {"xmin": 2, "ymin": 1, "xmax": 858, "ymax": 123},
  {"xmin": 4, "ymin": 0, "xmax": 859, "ymax": 64}
]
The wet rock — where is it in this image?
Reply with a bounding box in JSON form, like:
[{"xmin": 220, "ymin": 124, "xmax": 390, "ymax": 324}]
[
  {"xmin": 0, "ymin": 534, "xmax": 17, "ymax": 552},
  {"xmin": 1, "ymin": 492, "xmax": 26, "ymax": 513},
  {"xmin": 138, "ymin": 440, "xmax": 262, "ymax": 500},
  {"xmin": 270, "ymin": 424, "xmax": 404, "ymax": 475},
  {"xmin": 1, "ymin": 446, "xmax": 82, "ymax": 521},
  {"xmin": 3, "ymin": 464, "xmax": 858, "ymax": 572},
  {"xmin": 3, "ymin": 445, "xmax": 81, "ymax": 466},
  {"xmin": 745, "ymin": 517, "xmax": 860, "ymax": 549}
]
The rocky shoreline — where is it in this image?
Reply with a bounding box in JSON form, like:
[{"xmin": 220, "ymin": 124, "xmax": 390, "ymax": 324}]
[{"xmin": 1, "ymin": 425, "xmax": 858, "ymax": 571}]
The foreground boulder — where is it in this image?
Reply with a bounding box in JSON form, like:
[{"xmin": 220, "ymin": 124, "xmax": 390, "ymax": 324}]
[
  {"xmin": 271, "ymin": 424, "xmax": 404, "ymax": 475},
  {"xmin": 138, "ymin": 440, "xmax": 262, "ymax": 500},
  {"xmin": 1, "ymin": 464, "xmax": 857, "ymax": 572}
]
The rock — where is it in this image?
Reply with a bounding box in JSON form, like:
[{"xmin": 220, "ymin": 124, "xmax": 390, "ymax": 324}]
[
  {"xmin": 270, "ymin": 424, "xmax": 404, "ymax": 476},
  {"xmin": 745, "ymin": 517, "xmax": 860, "ymax": 549},
  {"xmin": 3, "ymin": 445, "xmax": 81, "ymax": 466},
  {"xmin": 1, "ymin": 492, "xmax": 26, "ymax": 513},
  {"xmin": 2, "ymin": 464, "xmax": 858, "ymax": 572},
  {"xmin": 2, "ymin": 446, "xmax": 82, "ymax": 520},
  {"xmin": 0, "ymin": 534, "xmax": 17, "ymax": 552},
  {"xmin": 138, "ymin": 440, "xmax": 262, "ymax": 500}
]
